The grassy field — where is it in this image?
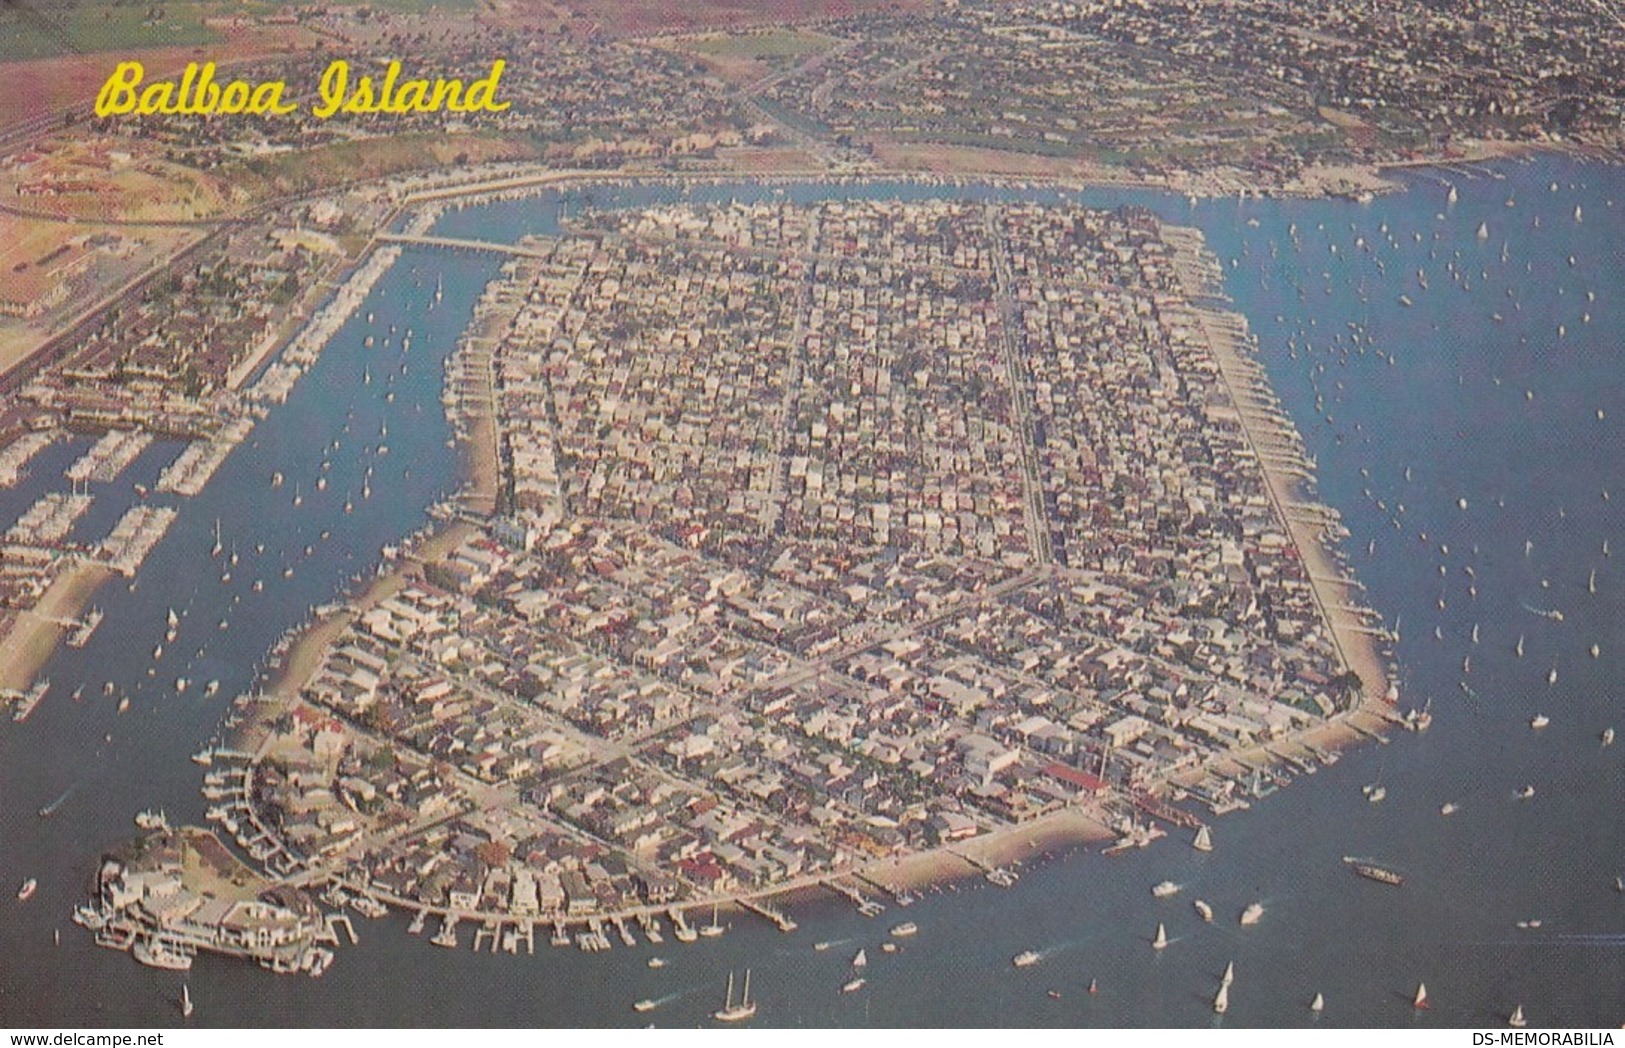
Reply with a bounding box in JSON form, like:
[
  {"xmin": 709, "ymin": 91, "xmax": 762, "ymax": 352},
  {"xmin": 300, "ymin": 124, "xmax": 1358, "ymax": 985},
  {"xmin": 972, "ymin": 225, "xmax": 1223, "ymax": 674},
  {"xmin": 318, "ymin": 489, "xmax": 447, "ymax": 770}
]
[
  {"xmin": 0, "ymin": 3, "xmax": 220, "ymax": 61},
  {"xmin": 0, "ymin": 0, "xmax": 474, "ymax": 61}
]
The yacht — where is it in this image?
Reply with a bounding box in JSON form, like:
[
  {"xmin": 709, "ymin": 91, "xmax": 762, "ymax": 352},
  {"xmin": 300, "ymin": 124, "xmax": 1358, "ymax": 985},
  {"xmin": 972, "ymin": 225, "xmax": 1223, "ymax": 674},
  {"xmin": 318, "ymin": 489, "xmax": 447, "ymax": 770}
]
[
  {"xmin": 17, "ymin": 878, "xmax": 37, "ymax": 901},
  {"xmin": 647, "ymin": 957, "xmax": 666, "ymax": 969},
  {"xmin": 1440, "ymin": 802, "xmax": 1459, "ymax": 816},
  {"xmin": 1193, "ymin": 899, "xmax": 1214, "ymax": 923},
  {"xmin": 890, "ymin": 922, "xmax": 918, "ymax": 937},
  {"xmin": 713, "ymin": 970, "xmax": 757, "ymax": 1022},
  {"xmin": 1343, "ymin": 857, "xmax": 1404, "ymax": 886},
  {"xmin": 1530, "ymin": 714, "xmax": 1550, "ymax": 730},
  {"xmin": 1012, "ymin": 951, "xmax": 1041, "ymax": 968},
  {"xmin": 841, "ymin": 977, "xmax": 867, "ymax": 994},
  {"xmin": 132, "ymin": 935, "xmax": 193, "ymax": 971},
  {"xmin": 633, "ymin": 999, "xmax": 658, "ymax": 1013},
  {"xmin": 1151, "ymin": 881, "xmax": 1181, "ymax": 898},
  {"xmin": 1239, "ymin": 902, "xmax": 1264, "ymax": 926},
  {"xmin": 1603, "ymin": 728, "xmax": 1615, "ymax": 747}
]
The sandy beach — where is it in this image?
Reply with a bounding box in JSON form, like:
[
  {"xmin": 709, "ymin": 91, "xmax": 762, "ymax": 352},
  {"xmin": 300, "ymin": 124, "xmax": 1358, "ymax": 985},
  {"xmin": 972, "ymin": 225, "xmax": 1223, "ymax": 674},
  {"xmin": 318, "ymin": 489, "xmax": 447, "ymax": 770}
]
[{"xmin": 0, "ymin": 558, "xmax": 111, "ymax": 693}]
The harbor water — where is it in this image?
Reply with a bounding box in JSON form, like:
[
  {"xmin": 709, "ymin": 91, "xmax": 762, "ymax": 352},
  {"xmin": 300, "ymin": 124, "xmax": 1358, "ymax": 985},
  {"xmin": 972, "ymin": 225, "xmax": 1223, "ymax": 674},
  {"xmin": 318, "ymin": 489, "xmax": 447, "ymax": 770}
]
[{"xmin": 0, "ymin": 153, "xmax": 1621, "ymax": 1026}]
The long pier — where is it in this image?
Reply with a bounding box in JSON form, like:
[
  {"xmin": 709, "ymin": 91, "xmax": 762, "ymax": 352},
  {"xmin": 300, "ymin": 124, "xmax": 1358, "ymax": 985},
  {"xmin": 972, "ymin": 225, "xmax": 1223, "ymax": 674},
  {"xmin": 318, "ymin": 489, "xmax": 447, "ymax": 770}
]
[{"xmin": 375, "ymin": 233, "xmax": 552, "ymax": 260}]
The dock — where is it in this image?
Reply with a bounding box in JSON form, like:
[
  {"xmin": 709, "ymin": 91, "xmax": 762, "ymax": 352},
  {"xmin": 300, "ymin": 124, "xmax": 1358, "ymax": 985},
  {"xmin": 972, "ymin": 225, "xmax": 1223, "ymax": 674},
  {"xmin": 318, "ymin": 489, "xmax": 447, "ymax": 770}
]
[
  {"xmin": 1129, "ymin": 790, "xmax": 1205, "ymax": 830},
  {"xmin": 735, "ymin": 897, "xmax": 797, "ymax": 933},
  {"xmin": 326, "ymin": 913, "xmax": 358, "ymax": 946},
  {"xmin": 665, "ymin": 906, "xmax": 695, "ymax": 940},
  {"xmin": 827, "ymin": 879, "xmax": 886, "ymax": 915}
]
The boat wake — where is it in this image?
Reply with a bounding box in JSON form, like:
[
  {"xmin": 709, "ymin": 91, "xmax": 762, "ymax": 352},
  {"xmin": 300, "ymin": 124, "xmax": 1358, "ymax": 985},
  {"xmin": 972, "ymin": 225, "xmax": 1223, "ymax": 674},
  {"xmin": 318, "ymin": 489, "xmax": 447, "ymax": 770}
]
[
  {"xmin": 38, "ymin": 786, "xmax": 75, "ymax": 818},
  {"xmin": 1521, "ymin": 602, "xmax": 1565, "ymax": 622}
]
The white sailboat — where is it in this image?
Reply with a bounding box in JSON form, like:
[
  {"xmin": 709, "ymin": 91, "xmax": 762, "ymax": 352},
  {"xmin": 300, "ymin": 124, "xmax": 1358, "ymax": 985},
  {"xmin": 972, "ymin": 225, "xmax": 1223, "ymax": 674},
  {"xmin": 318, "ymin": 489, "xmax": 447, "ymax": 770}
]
[
  {"xmin": 1192, "ymin": 824, "xmax": 1213, "ymax": 852},
  {"xmin": 1212, "ymin": 981, "xmax": 1229, "ymax": 1014},
  {"xmin": 852, "ymin": 948, "xmax": 868, "ymax": 968},
  {"xmin": 181, "ymin": 984, "xmax": 193, "ymax": 1019},
  {"xmin": 1152, "ymin": 923, "xmax": 1168, "ymax": 950},
  {"xmin": 714, "ymin": 969, "xmax": 757, "ymax": 1022},
  {"xmin": 1414, "ymin": 982, "xmax": 1430, "ymax": 1009},
  {"xmin": 1509, "ymin": 1005, "xmax": 1526, "ymax": 1028},
  {"xmin": 700, "ymin": 901, "xmax": 724, "ymax": 938},
  {"xmin": 1311, "ymin": 992, "xmax": 1325, "ymax": 1014},
  {"xmin": 1221, "ymin": 961, "xmax": 1234, "ymax": 987}
]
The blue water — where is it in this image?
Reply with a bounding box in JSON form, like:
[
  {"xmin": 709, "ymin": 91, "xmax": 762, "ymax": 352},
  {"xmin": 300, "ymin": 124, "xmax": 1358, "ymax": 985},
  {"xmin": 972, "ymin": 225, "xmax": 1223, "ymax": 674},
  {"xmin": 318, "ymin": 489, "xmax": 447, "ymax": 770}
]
[{"xmin": 1, "ymin": 153, "xmax": 1622, "ymax": 1027}]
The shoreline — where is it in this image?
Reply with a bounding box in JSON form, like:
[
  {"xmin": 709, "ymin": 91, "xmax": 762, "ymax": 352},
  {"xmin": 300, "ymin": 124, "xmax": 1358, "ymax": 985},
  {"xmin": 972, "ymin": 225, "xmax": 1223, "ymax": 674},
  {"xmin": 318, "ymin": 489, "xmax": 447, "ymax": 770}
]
[
  {"xmin": 0, "ymin": 557, "xmax": 112, "ymax": 694},
  {"xmin": 1164, "ymin": 225, "xmax": 1392, "ymax": 711}
]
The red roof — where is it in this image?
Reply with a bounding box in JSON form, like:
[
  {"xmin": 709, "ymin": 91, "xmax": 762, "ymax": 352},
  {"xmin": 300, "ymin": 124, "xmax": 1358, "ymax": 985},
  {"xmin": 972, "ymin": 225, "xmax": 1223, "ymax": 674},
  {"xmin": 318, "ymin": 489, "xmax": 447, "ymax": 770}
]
[{"xmin": 1043, "ymin": 763, "xmax": 1108, "ymax": 793}]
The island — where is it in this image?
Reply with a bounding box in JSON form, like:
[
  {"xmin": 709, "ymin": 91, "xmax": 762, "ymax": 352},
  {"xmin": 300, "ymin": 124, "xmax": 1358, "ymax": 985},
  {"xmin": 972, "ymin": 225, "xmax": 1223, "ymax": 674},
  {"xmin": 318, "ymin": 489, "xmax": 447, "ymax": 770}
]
[{"xmin": 73, "ymin": 188, "xmax": 1395, "ymax": 973}]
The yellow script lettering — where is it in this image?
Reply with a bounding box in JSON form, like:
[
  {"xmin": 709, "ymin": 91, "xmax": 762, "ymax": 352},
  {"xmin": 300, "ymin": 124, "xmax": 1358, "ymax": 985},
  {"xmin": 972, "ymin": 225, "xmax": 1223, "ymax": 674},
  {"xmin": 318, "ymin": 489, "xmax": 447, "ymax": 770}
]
[
  {"xmin": 462, "ymin": 60, "xmax": 509, "ymax": 112},
  {"xmin": 313, "ymin": 60, "xmax": 349, "ymax": 119},
  {"xmin": 95, "ymin": 62, "xmax": 144, "ymax": 116}
]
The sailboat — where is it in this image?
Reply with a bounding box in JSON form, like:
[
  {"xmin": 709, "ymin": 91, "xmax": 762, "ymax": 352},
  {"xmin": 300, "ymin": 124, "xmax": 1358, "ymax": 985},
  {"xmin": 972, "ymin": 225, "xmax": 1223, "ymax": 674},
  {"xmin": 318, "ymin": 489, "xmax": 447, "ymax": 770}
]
[
  {"xmin": 700, "ymin": 901, "xmax": 724, "ymax": 937},
  {"xmin": 1509, "ymin": 1005, "xmax": 1526, "ymax": 1028},
  {"xmin": 181, "ymin": 984, "xmax": 193, "ymax": 1019},
  {"xmin": 1311, "ymin": 992, "xmax": 1325, "ymax": 1014},
  {"xmin": 1221, "ymin": 961, "xmax": 1234, "ymax": 988},
  {"xmin": 1192, "ymin": 825, "xmax": 1213, "ymax": 852},
  {"xmin": 714, "ymin": 970, "xmax": 757, "ymax": 1022},
  {"xmin": 1414, "ymin": 983, "xmax": 1430, "ymax": 1009},
  {"xmin": 852, "ymin": 948, "xmax": 868, "ymax": 968},
  {"xmin": 1152, "ymin": 923, "xmax": 1168, "ymax": 950},
  {"xmin": 1212, "ymin": 981, "xmax": 1229, "ymax": 1014},
  {"xmin": 211, "ymin": 519, "xmax": 222, "ymax": 557}
]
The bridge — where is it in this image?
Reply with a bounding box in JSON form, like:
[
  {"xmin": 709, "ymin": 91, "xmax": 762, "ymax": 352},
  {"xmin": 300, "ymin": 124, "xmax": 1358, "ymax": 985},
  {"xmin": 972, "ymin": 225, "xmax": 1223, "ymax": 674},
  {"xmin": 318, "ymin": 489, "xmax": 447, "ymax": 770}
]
[{"xmin": 375, "ymin": 233, "xmax": 552, "ymax": 260}]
